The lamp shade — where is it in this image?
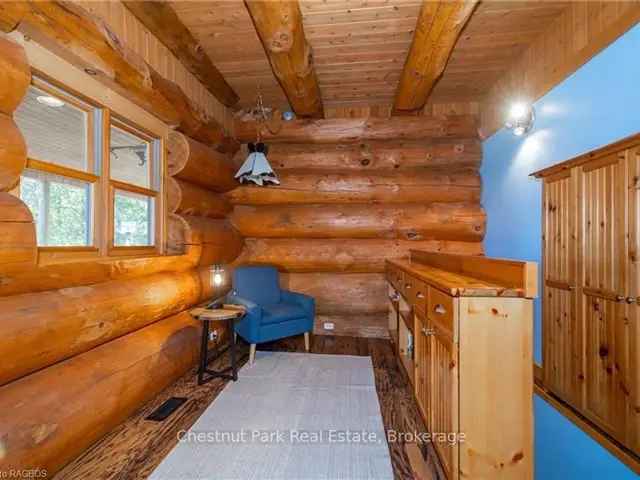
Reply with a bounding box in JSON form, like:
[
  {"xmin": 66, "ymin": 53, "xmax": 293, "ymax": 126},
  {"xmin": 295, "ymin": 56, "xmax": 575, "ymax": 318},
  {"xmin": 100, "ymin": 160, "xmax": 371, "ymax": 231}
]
[{"xmin": 234, "ymin": 142, "xmax": 280, "ymax": 186}]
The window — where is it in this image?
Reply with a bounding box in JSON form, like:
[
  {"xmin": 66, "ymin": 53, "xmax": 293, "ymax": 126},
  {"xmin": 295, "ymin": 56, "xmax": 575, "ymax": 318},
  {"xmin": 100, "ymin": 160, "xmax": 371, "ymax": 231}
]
[
  {"xmin": 15, "ymin": 77, "xmax": 162, "ymax": 256},
  {"xmin": 15, "ymin": 80, "xmax": 96, "ymax": 248},
  {"xmin": 108, "ymin": 119, "xmax": 160, "ymax": 251}
]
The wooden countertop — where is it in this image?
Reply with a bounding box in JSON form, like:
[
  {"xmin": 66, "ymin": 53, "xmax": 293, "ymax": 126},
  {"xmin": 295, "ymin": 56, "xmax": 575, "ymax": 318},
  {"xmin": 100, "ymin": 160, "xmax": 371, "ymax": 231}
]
[{"xmin": 388, "ymin": 251, "xmax": 537, "ymax": 299}]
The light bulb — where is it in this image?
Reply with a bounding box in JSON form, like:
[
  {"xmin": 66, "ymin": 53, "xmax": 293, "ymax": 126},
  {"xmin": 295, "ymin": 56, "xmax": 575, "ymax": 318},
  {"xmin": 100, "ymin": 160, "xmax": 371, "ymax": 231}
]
[
  {"xmin": 36, "ymin": 95, "xmax": 65, "ymax": 108},
  {"xmin": 513, "ymin": 126, "xmax": 526, "ymax": 136},
  {"xmin": 213, "ymin": 272, "xmax": 223, "ymax": 286},
  {"xmin": 509, "ymin": 102, "xmax": 528, "ymax": 121}
]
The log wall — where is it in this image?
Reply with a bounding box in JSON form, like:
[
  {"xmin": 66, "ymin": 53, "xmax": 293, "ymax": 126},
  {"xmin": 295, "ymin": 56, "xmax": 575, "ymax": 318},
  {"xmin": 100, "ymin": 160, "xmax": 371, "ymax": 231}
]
[
  {"xmin": 229, "ymin": 115, "xmax": 485, "ymax": 337},
  {"xmin": 0, "ymin": 36, "xmax": 243, "ymax": 475}
]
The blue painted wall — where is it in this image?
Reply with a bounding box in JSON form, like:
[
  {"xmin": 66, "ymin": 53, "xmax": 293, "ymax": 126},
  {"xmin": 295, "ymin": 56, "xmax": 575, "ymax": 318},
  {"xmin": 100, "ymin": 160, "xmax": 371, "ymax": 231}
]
[{"xmin": 481, "ymin": 23, "xmax": 640, "ymax": 480}]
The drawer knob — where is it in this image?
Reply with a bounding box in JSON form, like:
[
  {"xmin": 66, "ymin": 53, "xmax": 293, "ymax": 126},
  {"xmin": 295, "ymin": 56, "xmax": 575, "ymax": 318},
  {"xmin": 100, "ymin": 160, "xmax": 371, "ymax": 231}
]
[
  {"xmin": 416, "ymin": 292, "xmax": 425, "ymax": 299},
  {"xmin": 434, "ymin": 304, "xmax": 446, "ymax": 315},
  {"xmin": 405, "ymin": 283, "xmax": 411, "ymax": 289},
  {"xmin": 615, "ymin": 295, "xmax": 625, "ymax": 302},
  {"xmin": 626, "ymin": 296, "xmax": 638, "ymax": 304}
]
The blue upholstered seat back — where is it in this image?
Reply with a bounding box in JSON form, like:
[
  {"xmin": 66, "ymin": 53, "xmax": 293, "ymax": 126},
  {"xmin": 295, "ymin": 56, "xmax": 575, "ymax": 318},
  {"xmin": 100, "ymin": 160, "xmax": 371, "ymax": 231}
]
[{"xmin": 233, "ymin": 265, "xmax": 281, "ymax": 305}]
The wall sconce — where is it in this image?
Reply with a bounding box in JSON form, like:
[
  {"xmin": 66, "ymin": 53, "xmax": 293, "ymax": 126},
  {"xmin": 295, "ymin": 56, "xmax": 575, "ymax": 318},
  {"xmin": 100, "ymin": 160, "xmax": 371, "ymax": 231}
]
[
  {"xmin": 210, "ymin": 264, "xmax": 224, "ymax": 287},
  {"xmin": 505, "ymin": 101, "xmax": 535, "ymax": 136}
]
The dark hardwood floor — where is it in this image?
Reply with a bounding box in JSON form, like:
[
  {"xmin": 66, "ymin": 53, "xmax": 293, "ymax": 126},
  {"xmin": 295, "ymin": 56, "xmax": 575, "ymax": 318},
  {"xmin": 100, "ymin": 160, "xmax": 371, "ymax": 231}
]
[{"xmin": 55, "ymin": 335, "xmax": 442, "ymax": 480}]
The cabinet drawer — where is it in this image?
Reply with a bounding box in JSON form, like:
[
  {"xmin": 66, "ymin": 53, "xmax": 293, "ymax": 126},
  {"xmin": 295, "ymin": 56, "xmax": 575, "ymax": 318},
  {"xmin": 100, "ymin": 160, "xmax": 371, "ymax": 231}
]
[{"xmin": 428, "ymin": 287, "xmax": 454, "ymax": 333}]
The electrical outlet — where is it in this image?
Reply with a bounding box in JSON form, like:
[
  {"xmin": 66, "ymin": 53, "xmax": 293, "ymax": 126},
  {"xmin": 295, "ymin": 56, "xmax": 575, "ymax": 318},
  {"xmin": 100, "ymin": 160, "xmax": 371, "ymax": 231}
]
[
  {"xmin": 323, "ymin": 322, "xmax": 335, "ymax": 331},
  {"xmin": 209, "ymin": 330, "xmax": 218, "ymax": 341}
]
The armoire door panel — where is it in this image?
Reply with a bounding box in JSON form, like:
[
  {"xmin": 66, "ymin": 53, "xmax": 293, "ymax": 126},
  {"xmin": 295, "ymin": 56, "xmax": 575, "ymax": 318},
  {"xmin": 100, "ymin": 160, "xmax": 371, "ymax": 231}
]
[
  {"xmin": 581, "ymin": 155, "xmax": 626, "ymax": 296},
  {"xmin": 543, "ymin": 284, "xmax": 581, "ymax": 404},
  {"xmin": 625, "ymin": 146, "xmax": 640, "ymax": 454},
  {"xmin": 543, "ymin": 171, "xmax": 577, "ymax": 285},
  {"xmin": 582, "ymin": 293, "xmax": 628, "ymax": 441}
]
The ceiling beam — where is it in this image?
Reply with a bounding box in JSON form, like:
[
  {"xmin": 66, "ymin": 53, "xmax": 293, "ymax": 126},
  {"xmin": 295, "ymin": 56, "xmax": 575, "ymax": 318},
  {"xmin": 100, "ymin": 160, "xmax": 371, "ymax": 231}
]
[
  {"xmin": 0, "ymin": 1, "xmax": 226, "ymax": 145},
  {"xmin": 244, "ymin": 0, "xmax": 324, "ymax": 118},
  {"xmin": 394, "ymin": 0, "xmax": 478, "ymax": 113},
  {"xmin": 123, "ymin": 1, "xmax": 239, "ymax": 108}
]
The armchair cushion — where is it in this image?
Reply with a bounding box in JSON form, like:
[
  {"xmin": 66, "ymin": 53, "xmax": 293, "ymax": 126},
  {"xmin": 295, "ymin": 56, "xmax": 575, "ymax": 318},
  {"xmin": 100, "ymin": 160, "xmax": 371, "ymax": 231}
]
[
  {"xmin": 233, "ymin": 266, "xmax": 281, "ymax": 305},
  {"xmin": 280, "ymin": 290, "xmax": 315, "ymax": 317},
  {"xmin": 262, "ymin": 303, "xmax": 308, "ymax": 325}
]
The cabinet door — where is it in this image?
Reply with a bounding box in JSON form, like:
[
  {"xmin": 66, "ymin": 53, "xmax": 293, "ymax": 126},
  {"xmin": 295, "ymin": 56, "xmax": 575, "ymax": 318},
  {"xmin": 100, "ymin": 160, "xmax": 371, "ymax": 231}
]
[
  {"xmin": 414, "ymin": 313, "xmax": 431, "ymax": 424},
  {"xmin": 542, "ymin": 170, "xmax": 581, "ymax": 404},
  {"xmin": 625, "ymin": 145, "xmax": 640, "ymax": 453},
  {"xmin": 430, "ymin": 321, "xmax": 458, "ymax": 479},
  {"xmin": 580, "ymin": 154, "xmax": 628, "ymax": 439}
]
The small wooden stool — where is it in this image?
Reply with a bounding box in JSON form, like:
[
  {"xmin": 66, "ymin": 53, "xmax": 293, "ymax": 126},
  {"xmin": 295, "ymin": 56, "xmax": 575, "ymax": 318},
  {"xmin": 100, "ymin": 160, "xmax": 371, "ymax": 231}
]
[{"xmin": 190, "ymin": 304, "xmax": 245, "ymax": 385}]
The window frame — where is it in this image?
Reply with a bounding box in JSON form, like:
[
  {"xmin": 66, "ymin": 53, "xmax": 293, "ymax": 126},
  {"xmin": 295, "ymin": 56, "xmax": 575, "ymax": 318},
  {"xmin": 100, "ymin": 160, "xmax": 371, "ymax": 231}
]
[
  {"xmin": 106, "ymin": 113, "xmax": 162, "ymax": 256},
  {"xmin": 17, "ymin": 75, "xmax": 165, "ymax": 259}
]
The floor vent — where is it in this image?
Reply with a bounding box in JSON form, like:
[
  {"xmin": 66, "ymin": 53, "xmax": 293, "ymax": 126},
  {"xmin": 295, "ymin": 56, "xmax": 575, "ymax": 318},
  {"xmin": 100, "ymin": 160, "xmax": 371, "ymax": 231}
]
[{"xmin": 146, "ymin": 397, "xmax": 188, "ymax": 422}]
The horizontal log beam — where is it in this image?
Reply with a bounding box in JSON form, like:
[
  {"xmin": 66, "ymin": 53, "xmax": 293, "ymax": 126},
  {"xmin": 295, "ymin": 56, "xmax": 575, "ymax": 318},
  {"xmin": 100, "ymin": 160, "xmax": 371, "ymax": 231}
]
[
  {"xmin": 167, "ymin": 177, "xmax": 232, "ymax": 219},
  {"xmin": 0, "ymin": 193, "xmax": 36, "ymax": 271},
  {"xmin": 226, "ymin": 169, "xmax": 480, "ymax": 205},
  {"xmin": 123, "ymin": 1, "xmax": 239, "ymax": 107},
  {"xmin": 245, "ymin": 0, "xmax": 323, "ymax": 117},
  {"xmin": 0, "ymin": 248, "xmax": 201, "ymax": 297},
  {"xmin": 233, "ymin": 115, "xmax": 478, "ymax": 143},
  {"xmin": 234, "ymin": 238, "xmax": 483, "ymax": 273},
  {"xmin": 394, "ymin": 0, "xmax": 478, "ymax": 112},
  {"xmin": 252, "ymin": 139, "xmax": 481, "ymax": 170},
  {"xmin": 0, "ymin": 268, "xmax": 221, "ymax": 386},
  {"xmin": 0, "ymin": 113, "xmax": 27, "ymax": 192},
  {"xmin": 0, "ymin": 35, "xmax": 30, "ymax": 114},
  {"xmin": 230, "ymin": 203, "xmax": 485, "ymax": 241},
  {"xmin": 0, "ymin": 1, "xmax": 225, "ymax": 145},
  {"xmin": 167, "ymin": 131, "xmax": 237, "ymax": 192},
  {"xmin": 280, "ymin": 272, "xmax": 387, "ymax": 315},
  {"xmin": 0, "ymin": 312, "xmax": 200, "ymax": 475},
  {"xmin": 314, "ymin": 314, "xmax": 389, "ymax": 339},
  {"xmin": 168, "ymin": 214, "xmax": 244, "ymax": 266}
]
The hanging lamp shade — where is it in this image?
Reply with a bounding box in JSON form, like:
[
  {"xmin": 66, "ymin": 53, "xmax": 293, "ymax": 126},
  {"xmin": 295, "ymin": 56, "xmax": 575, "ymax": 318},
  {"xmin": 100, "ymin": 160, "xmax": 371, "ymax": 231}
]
[{"xmin": 234, "ymin": 142, "xmax": 280, "ymax": 186}]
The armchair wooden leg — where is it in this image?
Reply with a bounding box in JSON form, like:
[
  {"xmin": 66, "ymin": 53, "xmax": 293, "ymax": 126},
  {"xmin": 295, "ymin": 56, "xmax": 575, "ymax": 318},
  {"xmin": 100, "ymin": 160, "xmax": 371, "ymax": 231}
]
[
  {"xmin": 249, "ymin": 343, "xmax": 256, "ymax": 365},
  {"xmin": 304, "ymin": 332, "xmax": 310, "ymax": 352}
]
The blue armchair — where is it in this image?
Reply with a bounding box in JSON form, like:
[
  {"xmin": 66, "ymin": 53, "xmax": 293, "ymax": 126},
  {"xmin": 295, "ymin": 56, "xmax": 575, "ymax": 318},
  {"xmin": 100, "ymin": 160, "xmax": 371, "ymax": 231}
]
[{"xmin": 227, "ymin": 265, "xmax": 315, "ymax": 364}]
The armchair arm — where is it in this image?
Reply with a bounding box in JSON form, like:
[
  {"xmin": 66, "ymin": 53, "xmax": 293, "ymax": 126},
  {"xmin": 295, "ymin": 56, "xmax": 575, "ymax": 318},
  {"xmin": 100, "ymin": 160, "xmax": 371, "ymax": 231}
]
[
  {"xmin": 226, "ymin": 294, "xmax": 262, "ymax": 321},
  {"xmin": 281, "ymin": 290, "xmax": 315, "ymax": 317}
]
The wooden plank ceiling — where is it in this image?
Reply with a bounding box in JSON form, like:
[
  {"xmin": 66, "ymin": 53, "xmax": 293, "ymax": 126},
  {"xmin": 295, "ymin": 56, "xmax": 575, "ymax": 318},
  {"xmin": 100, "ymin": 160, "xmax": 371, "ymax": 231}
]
[{"xmin": 170, "ymin": 0, "xmax": 570, "ymax": 112}]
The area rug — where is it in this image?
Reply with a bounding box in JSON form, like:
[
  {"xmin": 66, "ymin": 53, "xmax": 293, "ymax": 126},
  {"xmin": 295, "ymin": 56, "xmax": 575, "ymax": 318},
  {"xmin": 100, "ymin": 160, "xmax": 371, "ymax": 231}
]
[{"xmin": 150, "ymin": 351, "xmax": 394, "ymax": 480}]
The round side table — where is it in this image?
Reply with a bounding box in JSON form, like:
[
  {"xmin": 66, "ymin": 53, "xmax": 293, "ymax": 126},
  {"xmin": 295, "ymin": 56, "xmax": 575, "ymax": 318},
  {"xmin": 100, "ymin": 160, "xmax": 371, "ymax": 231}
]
[{"xmin": 190, "ymin": 305, "xmax": 245, "ymax": 385}]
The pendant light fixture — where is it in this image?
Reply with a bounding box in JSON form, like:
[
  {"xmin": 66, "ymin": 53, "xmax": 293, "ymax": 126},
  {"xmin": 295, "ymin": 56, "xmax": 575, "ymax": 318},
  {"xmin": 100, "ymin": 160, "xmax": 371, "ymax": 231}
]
[{"xmin": 234, "ymin": 86, "xmax": 280, "ymax": 186}]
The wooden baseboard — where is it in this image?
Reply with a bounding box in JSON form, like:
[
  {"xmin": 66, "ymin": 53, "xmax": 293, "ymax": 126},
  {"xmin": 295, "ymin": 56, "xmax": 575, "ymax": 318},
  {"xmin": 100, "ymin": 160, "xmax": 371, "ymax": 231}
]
[{"xmin": 534, "ymin": 383, "xmax": 640, "ymax": 475}]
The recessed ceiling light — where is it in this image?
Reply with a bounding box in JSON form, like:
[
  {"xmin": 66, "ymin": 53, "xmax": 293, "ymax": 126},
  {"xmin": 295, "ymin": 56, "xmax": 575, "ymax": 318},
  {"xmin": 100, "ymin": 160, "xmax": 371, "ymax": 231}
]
[{"xmin": 36, "ymin": 95, "xmax": 65, "ymax": 108}]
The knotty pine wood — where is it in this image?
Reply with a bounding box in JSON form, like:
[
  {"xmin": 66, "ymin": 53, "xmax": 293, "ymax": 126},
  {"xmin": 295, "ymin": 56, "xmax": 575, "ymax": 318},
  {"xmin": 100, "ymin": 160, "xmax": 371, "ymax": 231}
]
[
  {"xmin": 393, "ymin": 0, "xmax": 478, "ymax": 112},
  {"xmin": 233, "ymin": 238, "xmax": 483, "ymax": 274},
  {"xmin": 167, "ymin": 177, "xmax": 232, "ymax": 219},
  {"xmin": 55, "ymin": 335, "xmax": 446, "ymax": 480},
  {"xmin": 245, "ymin": 0, "xmax": 323, "ymax": 117},
  {"xmin": 226, "ymin": 168, "xmax": 480, "ymax": 205},
  {"xmin": 0, "ymin": 113, "xmax": 27, "ymax": 192},
  {"xmin": 0, "ymin": 269, "xmax": 221, "ymax": 386},
  {"xmin": 0, "ymin": 35, "xmax": 30, "ymax": 115},
  {"xmin": 76, "ymin": 0, "xmax": 226, "ymax": 123},
  {"xmin": 481, "ymin": 1, "xmax": 640, "ymax": 137},
  {"xmin": 230, "ymin": 203, "xmax": 485, "ymax": 241},
  {"xmin": 0, "ymin": 312, "xmax": 203, "ymax": 476},
  {"xmin": 537, "ymin": 136, "xmax": 640, "ymax": 460},
  {"xmin": 0, "ymin": 193, "xmax": 36, "ymax": 271},
  {"xmin": 167, "ymin": 131, "xmax": 236, "ymax": 192},
  {"xmin": 123, "ymin": 1, "xmax": 238, "ymax": 107},
  {"xmin": 250, "ymin": 139, "xmax": 481, "ymax": 171}
]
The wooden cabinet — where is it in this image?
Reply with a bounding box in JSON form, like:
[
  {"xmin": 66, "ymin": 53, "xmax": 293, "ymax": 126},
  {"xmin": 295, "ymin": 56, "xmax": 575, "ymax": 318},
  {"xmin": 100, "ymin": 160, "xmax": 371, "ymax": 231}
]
[
  {"xmin": 386, "ymin": 251, "xmax": 536, "ymax": 480},
  {"xmin": 535, "ymin": 134, "xmax": 640, "ymax": 456}
]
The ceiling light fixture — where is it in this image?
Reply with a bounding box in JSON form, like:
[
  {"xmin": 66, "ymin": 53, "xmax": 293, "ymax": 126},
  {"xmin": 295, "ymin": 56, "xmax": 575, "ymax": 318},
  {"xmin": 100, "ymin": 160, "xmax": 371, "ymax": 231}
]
[
  {"xmin": 505, "ymin": 101, "xmax": 535, "ymax": 136},
  {"xmin": 36, "ymin": 95, "xmax": 65, "ymax": 108}
]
